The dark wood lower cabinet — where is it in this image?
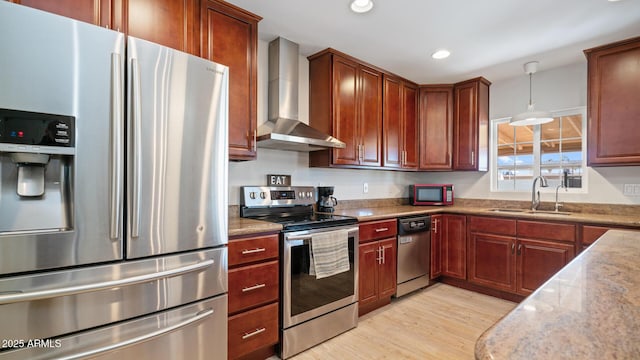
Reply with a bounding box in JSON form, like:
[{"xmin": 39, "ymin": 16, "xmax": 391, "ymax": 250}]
[
  {"xmin": 228, "ymin": 302, "xmax": 279, "ymax": 360},
  {"xmin": 430, "ymin": 215, "xmax": 442, "ymax": 279},
  {"xmin": 467, "ymin": 216, "xmax": 576, "ymax": 297},
  {"xmin": 468, "ymin": 232, "xmax": 516, "ymax": 293},
  {"xmin": 441, "ymin": 214, "xmax": 467, "ymax": 279},
  {"xmin": 516, "ymin": 238, "xmax": 575, "ymax": 295},
  {"xmin": 358, "ymin": 238, "xmax": 396, "ymax": 316}
]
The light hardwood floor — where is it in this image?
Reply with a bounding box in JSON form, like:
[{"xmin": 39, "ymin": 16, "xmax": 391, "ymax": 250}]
[{"xmin": 285, "ymin": 283, "xmax": 516, "ymax": 360}]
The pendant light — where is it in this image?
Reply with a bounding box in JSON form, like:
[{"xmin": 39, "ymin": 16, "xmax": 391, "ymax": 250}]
[{"xmin": 510, "ymin": 61, "xmax": 553, "ymax": 126}]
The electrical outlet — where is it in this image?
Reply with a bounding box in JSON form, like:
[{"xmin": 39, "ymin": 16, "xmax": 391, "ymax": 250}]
[
  {"xmin": 623, "ymin": 184, "xmax": 640, "ymax": 196},
  {"xmin": 363, "ymin": 182, "xmax": 369, "ymax": 194}
]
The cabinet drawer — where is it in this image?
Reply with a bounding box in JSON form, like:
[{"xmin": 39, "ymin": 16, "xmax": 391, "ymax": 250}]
[
  {"xmin": 582, "ymin": 225, "xmax": 612, "ymax": 246},
  {"xmin": 517, "ymin": 220, "xmax": 576, "ymax": 243},
  {"xmin": 228, "ymin": 302, "xmax": 279, "ymax": 359},
  {"xmin": 229, "ymin": 233, "xmax": 279, "ymax": 266},
  {"xmin": 468, "ymin": 216, "xmax": 516, "ymax": 236},
  {"xmin": 228, "ymin": 260, "xmax": 279, "ymax": 314},
  {"xmin": 359, "ymin": 219, "xmax": 397, "ymax": 243}
]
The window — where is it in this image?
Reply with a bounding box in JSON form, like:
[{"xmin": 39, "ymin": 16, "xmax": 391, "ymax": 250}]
[{"xmin": 491, "ymin": 107, "xmax": 586, "ymax": 192}]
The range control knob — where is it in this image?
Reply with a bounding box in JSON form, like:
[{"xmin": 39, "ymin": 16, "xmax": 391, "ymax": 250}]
[
  {"xmin": 249, "ymin": 192, "xmax": 256, "ymax": 199},
  {"xmin": 298, "ymin": 192, "xmax": 304, "ymax": 199},
  {"xmin": 307, "ymin": 191, "xmax": 313, "ymax": 198},
  {"xmin": 259, "ymin": 192, "xmax": 266, "ymax": 199}
]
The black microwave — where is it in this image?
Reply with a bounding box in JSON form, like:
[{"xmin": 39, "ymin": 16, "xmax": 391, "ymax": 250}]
[{"xmin": 409, "ymin": 184, "xmax": 454, "ymax": 206}]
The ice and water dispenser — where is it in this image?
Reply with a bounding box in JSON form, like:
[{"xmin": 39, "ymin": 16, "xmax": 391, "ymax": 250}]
[{"xmin": 0, "ymin": 108, "xmax": 75, "ymax": 233}]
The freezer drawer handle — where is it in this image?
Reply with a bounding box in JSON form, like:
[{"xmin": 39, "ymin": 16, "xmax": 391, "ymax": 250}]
[
  {"xmin": 242, "ymin": 327, "xmax": 266, "ymax": 340},
  {"xmin": 0, "ymin": 259, "xmax": 214, "ymax": 305},
  {"xmin": 242, "ymin": 283, "xmax": 266, "ymax": 292},
  {"xmin": 57, "ymin": 308, "xmax": 214, "ymax": 360}
]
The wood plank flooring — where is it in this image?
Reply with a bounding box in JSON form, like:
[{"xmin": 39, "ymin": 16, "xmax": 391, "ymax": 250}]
[{"xmin": 285, "ymin": 283, "xmax": 516, "ymax": 360}]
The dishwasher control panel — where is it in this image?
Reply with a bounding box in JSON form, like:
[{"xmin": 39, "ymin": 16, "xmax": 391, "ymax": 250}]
[{"xmin": 397, "ymin": 216, "xmax": 431, "ymax": 235}]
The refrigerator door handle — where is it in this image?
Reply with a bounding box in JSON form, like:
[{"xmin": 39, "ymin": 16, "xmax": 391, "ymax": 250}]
[
  {"xmin": 110, "ymin": 53, "xmax": 123, "ymax": 240},
  {"xmin": 56, "ymin": 308, "xmax": 214, "ymax": 360},
  {"xmin": 0, "ymin": 259, "xmax": 214, "ymax": 305},
  {"xmin": 130, "ymin": 57, "xmax": 142, "ymax": 239}
]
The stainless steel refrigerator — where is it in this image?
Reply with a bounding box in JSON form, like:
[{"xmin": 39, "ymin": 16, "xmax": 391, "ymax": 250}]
[{"xmin": 0, "ymin": 2, "xmax": 228, "ymax": 359}]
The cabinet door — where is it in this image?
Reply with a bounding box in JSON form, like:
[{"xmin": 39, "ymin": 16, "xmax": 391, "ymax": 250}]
[
  {"xmin": 383, "ymin": 75, "xmax": 402, "ymax": 169},
  {"xmin": 516, "ymin": 238, "xmax": 575, "ymax": 296},
  {"xmin": 453, "ymin": 78, "xmax": 489, "ymax": 171},
  {"xmin": 585, "ymin": 38, "xmax": 640, "ymax": 166},
  {"xmin": 13, "ymin": 0, "xmax": 113, "ymax": 28},
  {"xmin": 441, "ymin": 214, "xmax": 467, "ymax": 279},
  {"xmin": 358, "ymin": 242, "xmax": 380, "ymax": 307},
  {"xmin": 419, "ymin": 86, "xmax": 453, "ymax": 170},
  {"xmin": 332, "ymin": 55, "xmax": 360, "ymax": 166},
  {"xmin": 581, "ymin": 225, "xmax": 611, "ymax": 250},
  {"xmin": 201, "ymin": 0, "xmax": 260, "ymax": 160},
  {"xmin": 128, "ymin": 0, "xmax": 199, "ymax": 55},
  {"xmin": 378, "ymin": 238, "xmax": 397, "ymax": 299},
  {"xmin": 358, "ymin": 65, "xmax": 383, "ymax": 166},
  {"xmin": 430, "ymin": 215, "xmax": 442, "ymax": 279},
  {"xmin": 402, "ymin": 82, "xmax": 419, "ymax": 169},
  {"xmin": 468, "ymin": 232, "xmax": 516, "ymax": 292}
]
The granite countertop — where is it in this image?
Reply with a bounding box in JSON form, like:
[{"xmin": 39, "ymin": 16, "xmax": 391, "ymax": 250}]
[
  {"xmin": 229, "ymin": 202, "xmax": 640, "ymax": 237},
  {"xmin": 332, "ymin": 205, "xmax": 640, "ymax": 227},
  {"xmin": 474, "ymin": 229, "xmax": 640, "ymax": 359},
  {"xmin": 228, "ymin": 217, "xmax": 282, "ymax": 237}
]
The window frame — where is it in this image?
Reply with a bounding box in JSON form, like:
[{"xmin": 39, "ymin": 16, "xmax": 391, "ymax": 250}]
[{"xmin": 490, "ymin": 106, "xmax": 588, "ymax": 194}]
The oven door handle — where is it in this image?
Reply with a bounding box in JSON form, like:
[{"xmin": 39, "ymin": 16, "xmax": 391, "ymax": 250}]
[{"xmin": 286, "ymin": 235, "xmax": 313, "ymax": 242}]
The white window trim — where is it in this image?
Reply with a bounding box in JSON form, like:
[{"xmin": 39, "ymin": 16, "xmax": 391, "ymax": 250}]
[{"xmin": 490, "ymin": 106, "xmax": 588, "ymax": 194}]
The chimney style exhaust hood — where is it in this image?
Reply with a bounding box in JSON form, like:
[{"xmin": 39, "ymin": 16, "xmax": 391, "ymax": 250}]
[{"xmin": 256, "ymin": 37, "xmax": 346, "ymax": 151}]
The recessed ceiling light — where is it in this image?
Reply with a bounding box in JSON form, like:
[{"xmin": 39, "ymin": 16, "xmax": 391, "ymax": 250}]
[
  {"xmin": 431, "ymin": 49, "xmax": 451, "ymax": 59},
  {"xmin": 350, "ymin": 0, "xmax": 373, "ymax": 13}
]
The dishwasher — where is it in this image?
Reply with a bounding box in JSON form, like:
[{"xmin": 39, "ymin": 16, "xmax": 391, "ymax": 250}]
[{"xmin": 396, "ymin": 215, "xmax": 431, "ymax": 297}]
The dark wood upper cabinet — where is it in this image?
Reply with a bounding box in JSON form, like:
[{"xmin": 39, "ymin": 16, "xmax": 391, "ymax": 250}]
[
  {"xmin": 12, "ymin": 0, "xmax": 114, "ymax": 28},
  {"xmin": 453, "ymin": 77, "xmax": 490, "ymax": 171},
  {"xmin": 418, "ymin": 85, "xmax": 453, "ymax": 170},
  {"xmin": 584, "ymin": 36, "xmax": 640, "ymax": 166},
  {"xmin": 16, "ymin": 0, "xmax": 261, "ymax": 162},
  {"xmin": 383, "ymin": 75, "xmax": 418, "ymax": 170},
  {"xmin": 309, "ymin": 50, "xmax": 383, "ymax": 168},
  {"xmin": 127, "ymin": 0, "xmax": 199, "ymax": 55},
  {"xmin": 201, "ymin": 0, "xmax": 261, "ymax": 161}
]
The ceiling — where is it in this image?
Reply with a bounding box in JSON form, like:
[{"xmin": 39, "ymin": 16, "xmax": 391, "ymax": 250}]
[{"xmin": 226, "ymin": 0, "xmax": 640, "ymax": 84}]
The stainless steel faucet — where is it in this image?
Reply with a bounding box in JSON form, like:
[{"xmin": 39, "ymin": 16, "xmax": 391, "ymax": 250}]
[
  {"xmin": 531, "ymin": 176, "xmax": 548, "ymax": 211},
  {"xmin": 554, "ymin": 169, "xmax": 569, "ymax": 212}
]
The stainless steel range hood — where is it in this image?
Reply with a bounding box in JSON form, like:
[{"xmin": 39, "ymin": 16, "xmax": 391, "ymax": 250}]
[{"xmin": 256, "ymin": 37, "xmax": 345, "ymax": 151}]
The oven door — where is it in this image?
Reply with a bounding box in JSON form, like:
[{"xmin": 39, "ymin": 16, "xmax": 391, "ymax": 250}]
[{"xmin": 282, "ymin": 225, "xmax": 359, "ymax": 328}]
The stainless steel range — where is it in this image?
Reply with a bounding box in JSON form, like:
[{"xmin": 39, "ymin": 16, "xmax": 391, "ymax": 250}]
[{"xmin": 241, "ymin": 186, "xmax": 359, "ymax": 359}]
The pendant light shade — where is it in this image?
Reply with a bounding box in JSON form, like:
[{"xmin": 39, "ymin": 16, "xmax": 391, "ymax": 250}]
[{"xmin": 510, "ymin": 61, "xmax": 553, "ymax": 126}]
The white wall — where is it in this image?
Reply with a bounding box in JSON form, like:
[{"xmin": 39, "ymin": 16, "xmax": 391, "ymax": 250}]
[{"xmin": 229, "ymin": 40, "xmax": 640, "ymax": 205}]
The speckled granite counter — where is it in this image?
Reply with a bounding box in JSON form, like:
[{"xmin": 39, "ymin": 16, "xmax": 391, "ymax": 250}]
[
  {"xmin": 332, "ymin": 205, "xmax": 640, "ymax": 228},
  {"xmin": 475, "ymin": 229, "xmax": 640, "ymax": 359},
  {"xmin": 228, "ymin": 217, "xmax": 282, "ymax": 237},
  {"xmin": 230, "ymin": 200, "xmax": 640, "ymax": 237}
]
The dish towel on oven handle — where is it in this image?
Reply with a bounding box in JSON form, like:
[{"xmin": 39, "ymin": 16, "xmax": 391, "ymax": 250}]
[{"xmin": 309, "ymin": 229, "xmax": 350, "ymax": 279}]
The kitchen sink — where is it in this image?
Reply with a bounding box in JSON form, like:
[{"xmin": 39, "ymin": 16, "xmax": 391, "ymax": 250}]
[
  {"xmin": 529, "ymin": 210, "xmax": 573, "ymax": 216},
  {"xmin": 487, "ymin": 208, "xmax": 572, "ymax": 216},
  {"xmin": 487, "ymin": 208, "xmax": 528, "ymax": 213}
]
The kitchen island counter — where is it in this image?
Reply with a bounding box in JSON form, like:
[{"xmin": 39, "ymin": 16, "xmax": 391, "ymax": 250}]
[{"xmin": 475, "ymin": 229, "xmax": 640, "ymax": 359}]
